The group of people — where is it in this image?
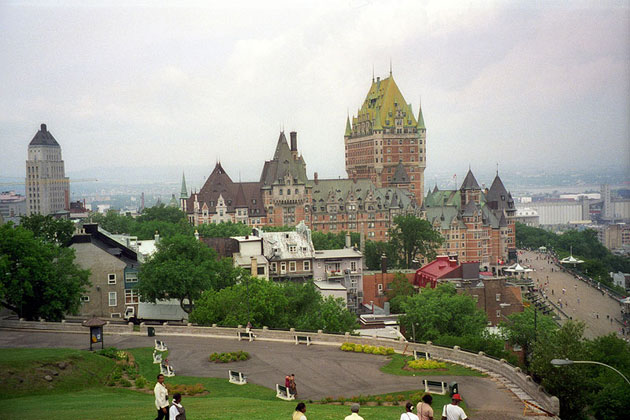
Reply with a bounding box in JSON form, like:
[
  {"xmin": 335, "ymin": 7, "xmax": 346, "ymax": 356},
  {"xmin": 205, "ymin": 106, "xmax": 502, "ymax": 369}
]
[
  {"xmin": 292, "ymin": 393, "xmax": 469, "ymax": 420},
  {"xmin": 154, "ymin": 373, "xmax": 185, "ymax": 420},
  {"xmin": 285, "ymin": 373, "xmax": 298, "ymax": 397}
]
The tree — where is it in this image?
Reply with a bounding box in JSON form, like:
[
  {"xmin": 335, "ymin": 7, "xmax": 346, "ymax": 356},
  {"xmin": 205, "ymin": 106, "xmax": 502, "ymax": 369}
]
[
  {"xmin": 137, "ymin": 204, "xmax": 187, "ymax": 224},
  {"xmin": 311, "ymin": 231, "xmax": 360, "ymax": 250},
  {"xmin": 388, "ymin": 214, "xmax": 443, "ymax": 268},
  {"xmin": 385, "ymin": 272, "xmax": 415, "ymax": 313},
  {"xmin": 0, "ymin": 223, "xmax": 90, "ymax": 321},
  {"xmin": 137, "ymin": 234, "xmax": 240, "ymax": 313},
  {"xmin": 20, "ymin": 214, "xmax": 74, "ymax": 246},
  {"xmin": 196, "ymin": 222, "xmax": 251, "ymax": 238},
  {"xmin": 399, "ymin": 283, "xmax": 487, "ymax": 341},
  {"xmin": 364, "ymin": 240, "xmax": 397, "ymax": 270},
  {"xmin": 500, "ymin": 306, "xmax": 558, "ymax": 367},
  {"xmin": 296, "ymin": 295, "xmax": 359, "ymax": 333}
]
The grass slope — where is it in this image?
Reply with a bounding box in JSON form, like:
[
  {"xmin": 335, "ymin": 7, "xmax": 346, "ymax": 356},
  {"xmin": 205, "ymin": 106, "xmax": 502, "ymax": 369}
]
[{"xmin": 380, "ymin": 354, "xmax": 484, "ymax": 377}]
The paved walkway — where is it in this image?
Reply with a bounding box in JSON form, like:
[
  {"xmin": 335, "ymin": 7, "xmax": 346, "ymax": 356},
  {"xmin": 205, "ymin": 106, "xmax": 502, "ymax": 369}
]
[
  {"xmin": 521, "ymin": 250, "xmax": 625, "ymax": 339},
  {"xmin": 0, "ymin": 330, "xmax": 529, "ymax": 419}
]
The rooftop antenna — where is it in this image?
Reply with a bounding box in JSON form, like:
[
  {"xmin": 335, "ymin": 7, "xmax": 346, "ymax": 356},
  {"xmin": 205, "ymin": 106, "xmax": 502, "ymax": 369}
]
[
  {"xmin": 496, "ymin": 162, "xmax": 499, "ymax": 175},
  {"xmin": 389, "ymin": 58, "xmax": 392, "ymax": 77},
  {"xmin": 372, "ymin": 64, "xmax": 375, "ymax": 82}
]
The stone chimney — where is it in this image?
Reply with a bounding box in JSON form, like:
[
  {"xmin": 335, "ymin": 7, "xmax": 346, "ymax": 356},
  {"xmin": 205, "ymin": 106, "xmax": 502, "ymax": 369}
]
[
  {"xmin": 194, "ymin": 229, "xmax": 199, "ymax": 241},
  {"xmin": 290, "ymin": 131, "xmax": 298, "ymax": 159},
  {"xmin": 314, "ymin": 172, "xmax": 319, "ymax": 185},
  {"xmin": 250, "ymin": 256, "xmax": 258, "ymax": 277},
  {"xmin": 154, "ymin": 231, "xmax": 160, "ymax": 244},
  {"xmin": 345, "ymin": 233, "xmax": 351, "ymax": 249},
  {"xmin": 381, "ymin": 254, "xmax": 388, "ymax": 273}
]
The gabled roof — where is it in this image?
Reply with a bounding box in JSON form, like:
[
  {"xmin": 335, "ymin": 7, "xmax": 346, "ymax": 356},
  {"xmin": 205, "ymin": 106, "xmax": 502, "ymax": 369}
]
[
  {"xmin": 29, "ymin": 124, "xmax": 60, "ymax": 147},
  {"xmin": 260, "ymin": 132, "xmax": 308, "ymax": 187},
  {"xmin": 391, "ymin": 161, "xmax": 410, "ymax": 184},
  {"xmin": 461, "ymin": 200, "xmax": 479, "ymax": 216},
  {"xmin": 486, "ymin": 174, "xmax": 514, "ymax": 211},
  {"xmin": 460, "ymin": 169, "xmax": 481, "ymax": 191}
]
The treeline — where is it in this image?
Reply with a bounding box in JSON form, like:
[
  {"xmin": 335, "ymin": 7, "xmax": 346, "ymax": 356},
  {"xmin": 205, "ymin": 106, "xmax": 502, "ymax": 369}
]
[{"xmin": 516, "ymin": 222, "xmax": 630, "ymax": 289}]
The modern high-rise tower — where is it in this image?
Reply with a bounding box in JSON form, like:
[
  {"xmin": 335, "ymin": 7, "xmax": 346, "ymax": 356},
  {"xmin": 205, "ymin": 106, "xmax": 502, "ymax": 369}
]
[
  {"xmin": 344, "ymin": 73, "xmax": 426, "ymax": 204},
  {"xmin": 25, "ymin": 124, "xmax": 70, "ymax": 216}
]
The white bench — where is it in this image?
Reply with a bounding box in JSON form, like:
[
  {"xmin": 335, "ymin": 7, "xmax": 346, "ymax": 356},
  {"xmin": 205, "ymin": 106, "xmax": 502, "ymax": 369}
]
[
  {"xmin": 413, "ymin": 350, "xmax": 431, "ymax": 360},
  {"xmin": 423, "ymin": 379, "xmax": 447, "ymax": 395},
  {"xmin": 153, "ymin": 351, "xmax": 162, "ymax": 364},
  {"xmin": 160, "ymin": 362, "xmax": 175, "ymax": 377},
  {"xmin": 294, "ymin": 335, "xmax": 312, "ymax": 346},
  {"xmin": 228, "ymin": 370, "xmax": 247, "ymax": 385},
  {"xmin": 276, "ymin": 384, "xmax": 295, "ymax": 401},
  {"xmin": 154, "ymin": 340, "xmax": 167, "ymax": 352},
  {"xmin": 238, "ymin": 331, "xmax": 254, "ymax": 342}
]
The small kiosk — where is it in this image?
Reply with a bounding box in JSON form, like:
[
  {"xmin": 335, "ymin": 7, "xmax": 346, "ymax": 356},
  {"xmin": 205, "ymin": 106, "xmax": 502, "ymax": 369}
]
[{"xmin": 83, "ymin": 317, "xmax": 106, "ymax": 351}]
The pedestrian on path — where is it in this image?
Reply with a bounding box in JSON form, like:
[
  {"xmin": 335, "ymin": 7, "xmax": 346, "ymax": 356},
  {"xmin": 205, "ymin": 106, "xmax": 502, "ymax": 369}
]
[
  {"xmin": 401, "ymin": 402, "xmax": 420, "ymax": 420},
  {"xmin": 154, "ymin": 373, "xmax": 169, "ymax": 420},
  {"xmin": 169, "ymin": 393, "xmax": 185, "ymax": 420},
  {"xmin": 344, "ymin": 403, "xmax": 364, "ymax": 420},
  {"xmin": 293, "ymin": 402, "xmax": 307, "ymax": 420},
  {"xmin": 417, "ymin": 394, "xmax": 434, "ymax": 420},
  {"xmin": 441, "ymin": 394, "xmax": 468, "ymax": 420}
]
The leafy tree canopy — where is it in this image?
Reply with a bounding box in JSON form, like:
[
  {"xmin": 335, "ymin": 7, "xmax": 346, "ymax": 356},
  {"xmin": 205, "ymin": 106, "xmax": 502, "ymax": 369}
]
[
  {"xmin": 385, "ymin": 272, "xmax": 415, "ymax": 314},
  {"xmin": 137, "ymin": 234, "xmax": 240, "ymax": 313},
  {"xmin": 388, "ymin": 214, "xmax": 443, "ymax": 268},
  {"xmin": 364, "ymin": 240, "xmax": 398, "ymax": 271},
  {"xmin": 190, "ymin": 278, "xmax": 358, "ymax": 333},
  {"xmin": 399, "ymin": 283, "xmax": 487, "ymax": 341},
  {"xmin": 20, "ymin": 214, "xmax": 75, "ymax": 246},
  {"xmin": 311, "ymin": 231, "xmax": 360, "ymax": 250},
  {"xmin": 0, "ymin": 223, "xmax": 90, "ymax": 321},
  {"xmin": 196, "ymin": 222, "xmax": 251, "ymax": 238},
  {"xmin": 500, "ymin": 306, "xmax": 558, "ymax": 367},
  {"xmin": 87, "ymin": 206, "xmax": 192, "ymax": 240}
]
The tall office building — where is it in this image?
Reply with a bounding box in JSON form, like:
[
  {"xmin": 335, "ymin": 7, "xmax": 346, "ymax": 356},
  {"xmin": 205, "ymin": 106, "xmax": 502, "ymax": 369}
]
[
  {"xmin": 344, "ymin": 72, "xmax": 426, "ymax": 204},
  {"xmin": 25, "ymin": 124, "xmax": 69, "ymax": 216}
]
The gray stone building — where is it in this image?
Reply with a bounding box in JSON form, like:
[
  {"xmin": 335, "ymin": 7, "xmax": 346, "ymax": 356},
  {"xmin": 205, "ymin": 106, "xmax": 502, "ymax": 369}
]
[
  {"xmin": 70, "ymin": 224, "xmax": 140, "ymax": 318},
  {"xmin": 312, "ymin": 243, "xmax": 364, "ymax": 312}
]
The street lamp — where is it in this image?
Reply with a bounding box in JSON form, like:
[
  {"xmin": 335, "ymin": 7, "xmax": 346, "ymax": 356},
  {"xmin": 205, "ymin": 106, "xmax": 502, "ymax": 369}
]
[{"xmin": 551, "ymin": 359, "xmax": 630, "ymax": 385}]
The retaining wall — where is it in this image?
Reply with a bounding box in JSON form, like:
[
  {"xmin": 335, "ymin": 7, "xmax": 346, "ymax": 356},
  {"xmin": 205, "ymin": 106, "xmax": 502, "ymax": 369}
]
[{"xmin": 0, "ymin": 319, "xmax": 559, "ymax": 415}]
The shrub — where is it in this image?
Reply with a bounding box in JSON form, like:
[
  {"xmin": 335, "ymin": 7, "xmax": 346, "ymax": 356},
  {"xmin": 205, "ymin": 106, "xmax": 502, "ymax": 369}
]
[
  {"xmin": 340, "ymin": 342, "xmax": 394, "ymax": 356},
  {"xmin": 97, "ymin": 347, "xmax": 120, "ymax": 359},
  {"xmin": 119, "ymin": 378, "xmax": 132, "ymax": 387},
  {"xmin": 407, "ymin": 359, "xmax": 447, "ymax": 370},
  {"xmin": 209, "ymin": 351, "xmax": 250, "ymax": 363},
  {"xmin": 135, "ymin": 375, "xmax": 147, "ymax": 389}
]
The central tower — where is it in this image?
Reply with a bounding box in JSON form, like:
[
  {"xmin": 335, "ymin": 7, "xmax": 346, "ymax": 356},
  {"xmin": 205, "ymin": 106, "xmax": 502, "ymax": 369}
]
[{"xmin": 344, "ymin": 73, "xmax": 426, "ymax": 204}]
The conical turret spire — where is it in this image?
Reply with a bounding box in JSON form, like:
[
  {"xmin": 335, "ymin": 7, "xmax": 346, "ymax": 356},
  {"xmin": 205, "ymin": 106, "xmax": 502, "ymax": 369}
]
[
  {"xmin": 180, "ymin": 172, "xmax": 188, "ymax": 199},
  {"xmin": 417, "ymin": 100, "xmax": 425, "ymax": 129},
  {"xmin": 345, "ymin": 115, "xmax": 352, "ymax": 137}
]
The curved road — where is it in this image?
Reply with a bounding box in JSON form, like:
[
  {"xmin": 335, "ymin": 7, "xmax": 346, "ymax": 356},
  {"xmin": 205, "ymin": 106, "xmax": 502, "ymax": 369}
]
[{"xmin": 0, "ymin": 330, "xmax": 528, "ymax": 419}]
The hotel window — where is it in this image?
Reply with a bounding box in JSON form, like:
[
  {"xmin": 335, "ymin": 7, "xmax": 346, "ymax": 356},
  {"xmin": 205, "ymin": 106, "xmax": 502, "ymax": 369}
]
[
  {"xmin": 303, "ymin": 260, "xmax": 311, "ymax": 271},
  {"xmin": 108, "ymin": 274, "xmax": 116, "ymax": 284},
  {"xmin": 289, "ymin": 261, "xmax": 296, "ymax": 272},
  {"xmin": 108, "ymin": 292, "xmax": 117, "ymax": 307}
]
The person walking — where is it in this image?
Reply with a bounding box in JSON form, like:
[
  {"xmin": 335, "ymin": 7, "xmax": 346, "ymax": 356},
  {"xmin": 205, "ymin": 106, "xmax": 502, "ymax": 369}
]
[
  {"xmin": 441, "ymin": 394, "xmax": 468, "ymax": 420},
  {"xmin": 292, "ymin": 402, "xmax": 307, "ymax": 420},
  {"xmin": 344, "ymin": 403, "xmax": 364, "ymax": 420},
  {"xmin": 401, "ymin": 402, "xmax": 420, "ymax": 420},
  {"xmin": 289, "ymin": 373, "xmax": 297, "ymax": 397},
  {"xmin": 169, "ymin": 393, "xmax": 185, "ymax": 420},
  {"xmin": 154, "ymin": 373, "xmax": 169, "ymax": 420},
  {"xmin": 417, "ymin": 394, "xmax": 434, "ymax": 420}
]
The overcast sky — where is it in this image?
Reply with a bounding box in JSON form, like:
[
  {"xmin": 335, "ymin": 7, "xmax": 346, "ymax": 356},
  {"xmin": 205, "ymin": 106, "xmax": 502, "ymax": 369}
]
[{"xmin": 1, "ymin": 0, "xmax": 628, "ymax": 188}]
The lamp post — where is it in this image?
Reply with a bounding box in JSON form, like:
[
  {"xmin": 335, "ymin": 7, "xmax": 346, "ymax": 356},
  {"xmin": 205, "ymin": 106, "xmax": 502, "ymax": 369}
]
[{"xmin": 551, "ymin": 359, "xmax": 630, "ymax": 386}]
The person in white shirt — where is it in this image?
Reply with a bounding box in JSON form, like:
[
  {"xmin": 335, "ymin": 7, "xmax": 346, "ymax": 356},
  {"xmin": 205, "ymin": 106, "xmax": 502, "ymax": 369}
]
[
  {"xmin": 344, "ymin": 403, "xmax": 364, "ymax": 420},
  {"xmin": 401, "ymin": 402, "xmax": 420, "ymax": 420},
  {"xmin": 154, "ymin": 373, "xmax": 169, "ymax": 420},
  {"xmin": 169, "ymin": 393, "xmax": 185, "ymax": 420},
  {"xmin": 441, "ymin": 394, "xmax": 469, "ymax": 420},
  {"xmin": 292, "ymin": 402, "xmax": 307, "ymax": 420}
]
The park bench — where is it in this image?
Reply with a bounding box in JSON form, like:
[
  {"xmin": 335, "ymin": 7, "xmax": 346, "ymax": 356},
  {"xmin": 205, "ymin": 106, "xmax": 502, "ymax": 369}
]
[
  {"xmin": 413, "ymin": 350, "xmax": 431, "ymax": 360},
  {"xmin": 160, "ymin": 362, "xmax": 175, "ymax": 377},
  {"xmin": 228, "ymin": 369, "xmax": 247, "ymax": 385},
  {"xmin": 152, "ymin": 350, "xmax": 163, "ymax": 364},
  {"xmin": 275, "ymin": 384, "xmax": 295, "ymax": 401},
  {"xmin": 154, "ymin": 340, "xmax": 167, "ymax": 352},
  {"xmin": 423, "ymin": 379, "xmax": 447, "ymax": 394},
  {"xmin": 238, "ymin": 331, "xmax": 254, "ymax": 342},
  {"xmin": 294, "ymin": 335, "xmax": 312, "ymax": 346}
]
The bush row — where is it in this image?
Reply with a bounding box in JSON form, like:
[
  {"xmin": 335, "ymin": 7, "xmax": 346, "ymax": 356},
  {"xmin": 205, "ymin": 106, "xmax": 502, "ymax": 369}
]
[
  {"xmin": 209, "ymin": 351, "xmax": 250, "ymax": 363},
  {"xmin": 407, "ymin": 359, "xmax": 446, "ymax": 370},
  {"xmin": 166, "ymin": 383, "xmax": 206, "ymax": 396},
  {"xmin": 340, "ymin": 342, "xmax": 395, "ymax": 355}
]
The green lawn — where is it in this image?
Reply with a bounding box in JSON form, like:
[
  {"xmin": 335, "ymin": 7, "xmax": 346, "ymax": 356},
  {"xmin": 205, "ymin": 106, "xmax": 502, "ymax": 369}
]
[
  {"xmin": 1, "ymin": 348, "xmax": 464, "ymax": 419},
  {"xmin": 380, "ymin": 354, "xmax": 483, "ymax": 377}
]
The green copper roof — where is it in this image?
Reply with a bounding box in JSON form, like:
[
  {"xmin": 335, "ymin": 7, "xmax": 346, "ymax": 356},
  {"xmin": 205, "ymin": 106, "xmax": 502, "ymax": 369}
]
[
  {"xmin": 417, "ymin": 103, "xmax": 425, "ymax": 129},
  {"xmin": 345, "ymin": 115, "xmax": 352, "ymax": 136}
]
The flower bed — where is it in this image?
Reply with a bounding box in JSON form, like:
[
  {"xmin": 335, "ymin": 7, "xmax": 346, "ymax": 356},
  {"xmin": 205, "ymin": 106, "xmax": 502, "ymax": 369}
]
[
  {"xmin": 209, "ymin": 351, "xmax": 250, "ymax": 363},
  {"xmin": 407, "ymin": 359, "xmax": 446, "ymax": 370},
  {"xmin": 340, "ymin": 342, "xmax": 395, "ymax": 355},
  {"xmin": 166, "ymin": 382, "xmax": 206, "ymax": 396}
]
